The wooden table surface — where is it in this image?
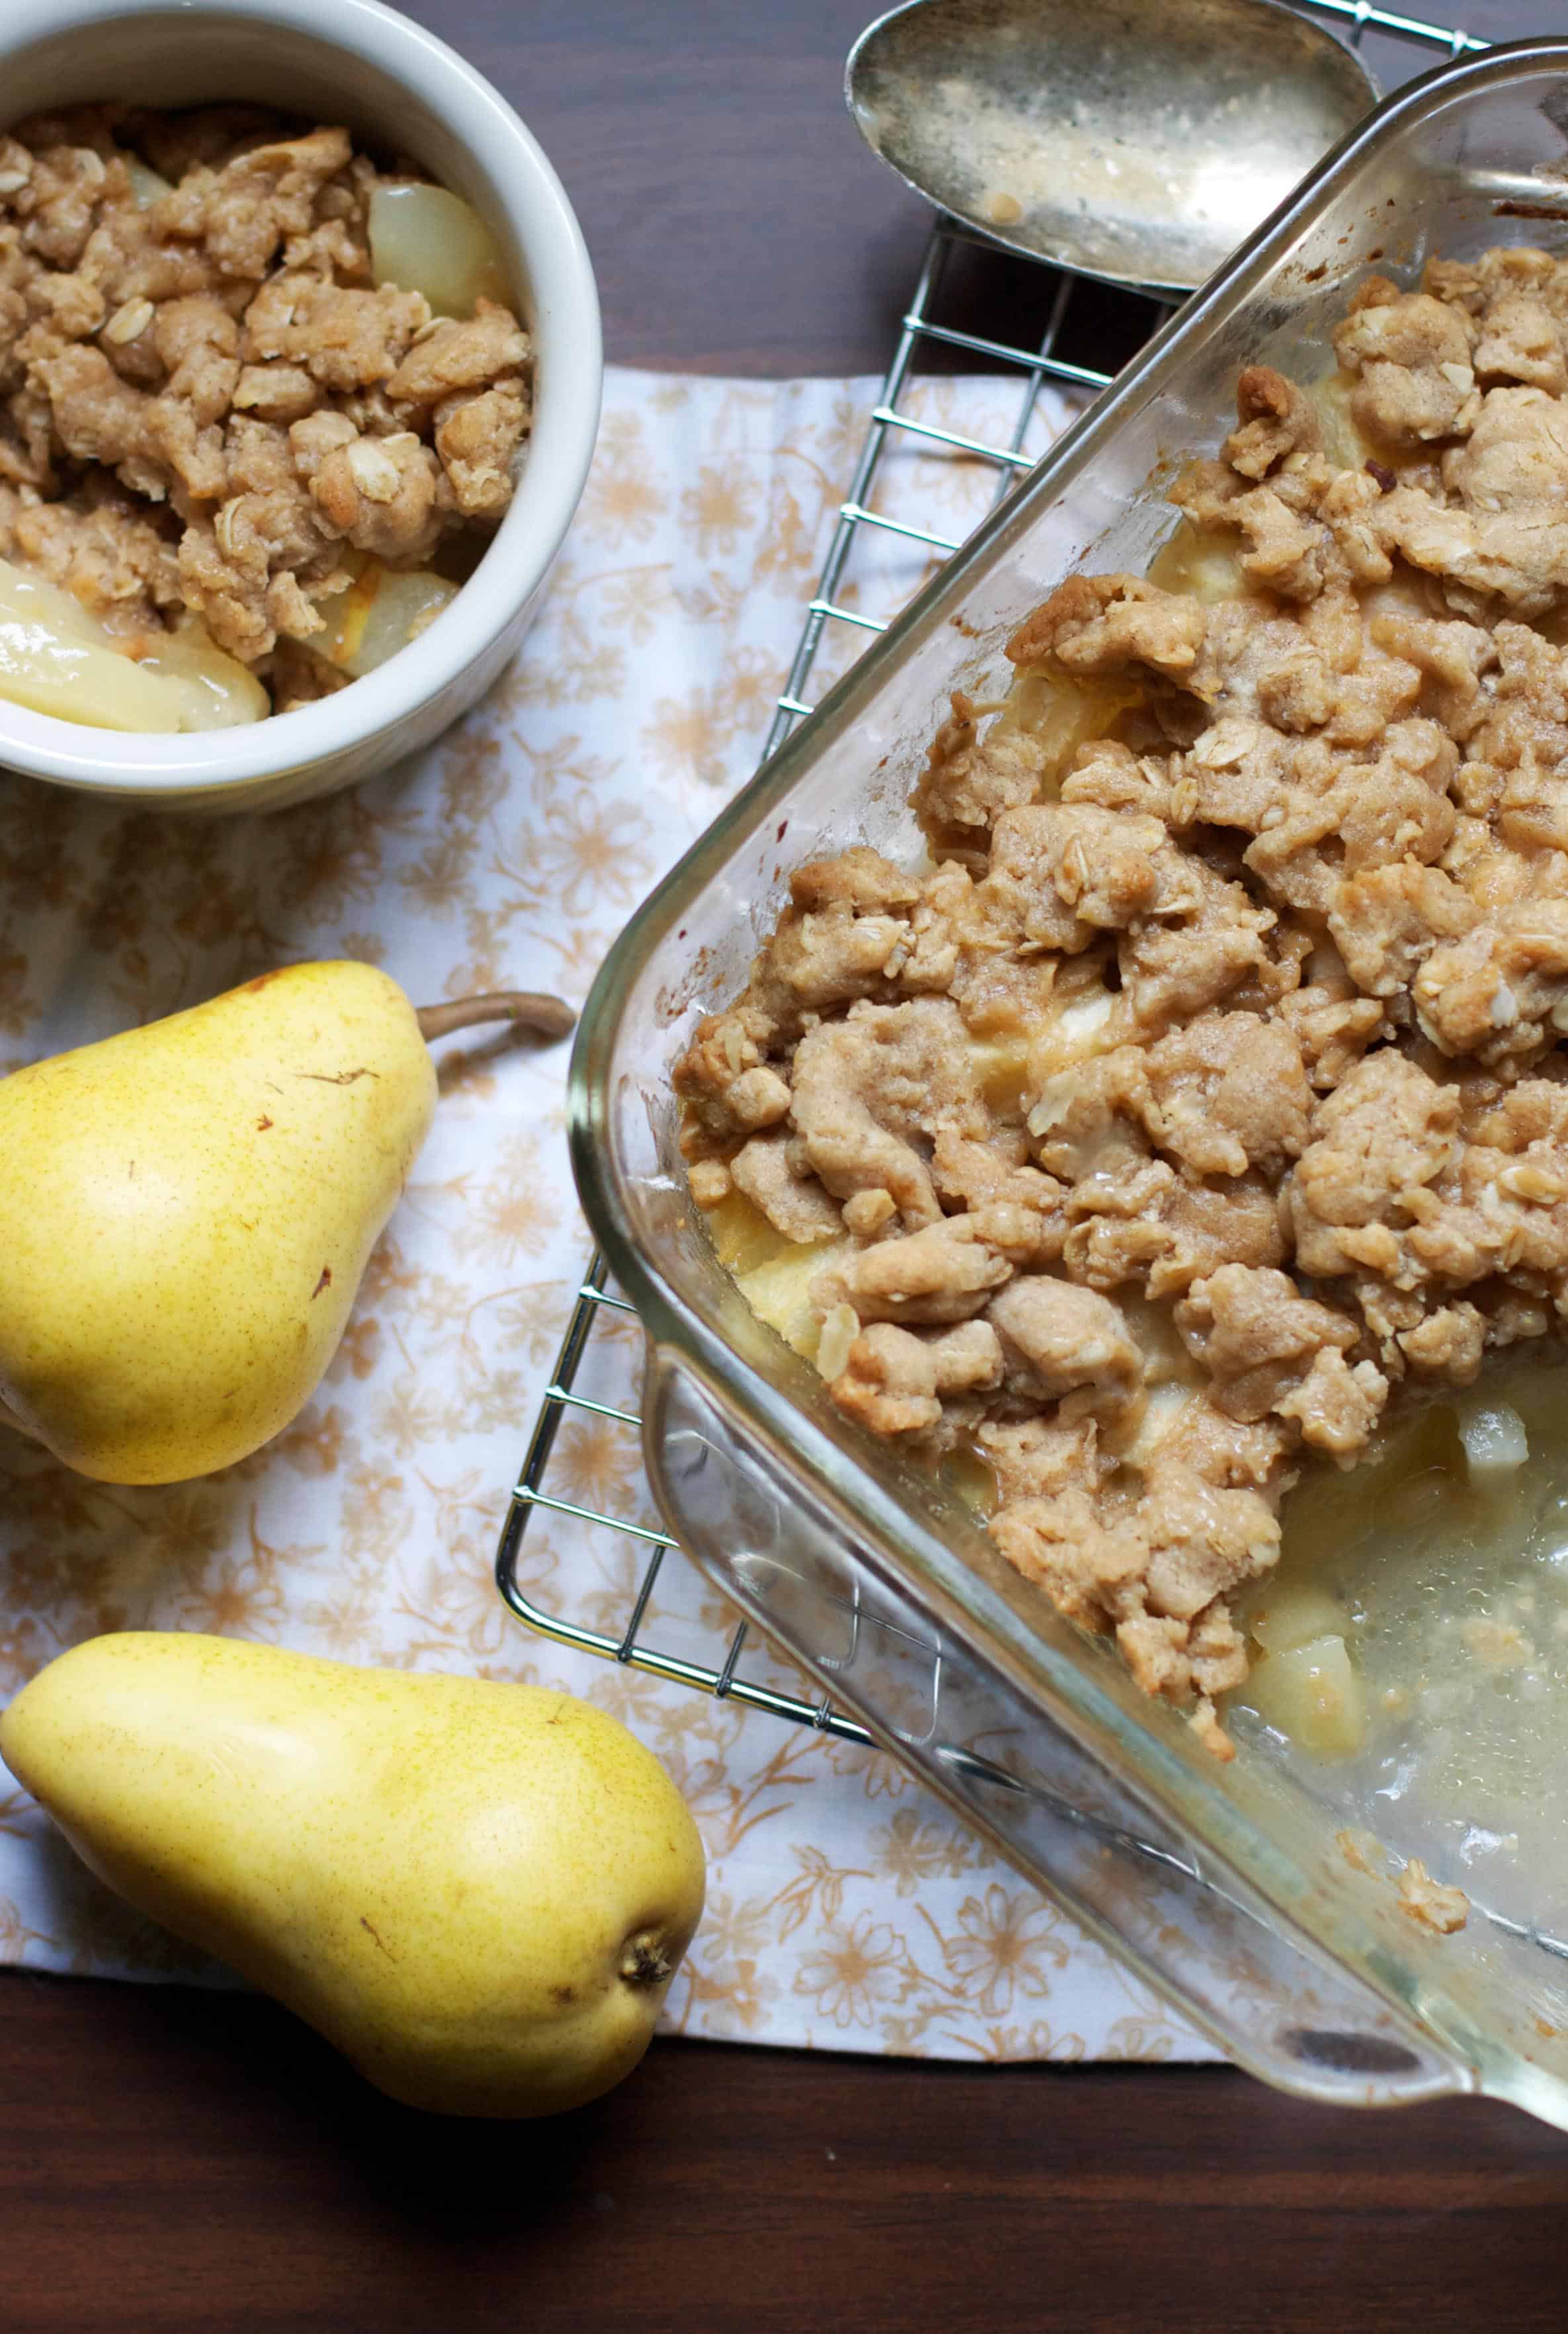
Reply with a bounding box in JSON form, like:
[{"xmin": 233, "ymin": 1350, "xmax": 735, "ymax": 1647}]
[{"xmin": 5, "ymin": 1, "xmax": 1568, "ymax": 2327}]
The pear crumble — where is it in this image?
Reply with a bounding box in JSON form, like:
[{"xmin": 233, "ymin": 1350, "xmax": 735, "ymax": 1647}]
[
  {"xmin": 0, "ymin": 103, "xmax": 532, "ymax": 722},
  {"xmin": 679, "ymin": 246, "xmax": 1568, "ymax": 1759}
]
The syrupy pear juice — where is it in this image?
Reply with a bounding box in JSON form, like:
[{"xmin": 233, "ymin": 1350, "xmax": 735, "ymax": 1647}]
[{"xmin": 1227, "ymin": 1350, "xmax": 1568, "ymax": 1932}]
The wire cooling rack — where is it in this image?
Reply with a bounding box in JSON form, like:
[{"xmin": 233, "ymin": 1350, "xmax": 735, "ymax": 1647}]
[{"xmin": 494, "ymin": 0, "xmax": 1483, "ymax": 1737}]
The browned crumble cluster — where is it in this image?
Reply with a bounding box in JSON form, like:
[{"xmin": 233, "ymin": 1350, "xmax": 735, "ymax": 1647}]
[
  {"xmin": 677, "ymin": 247, "xmax": 1568, "ymax": 1758},
  {"xmin": 0, "ymin": 104, "xmax": 532, "ymax": 707}
]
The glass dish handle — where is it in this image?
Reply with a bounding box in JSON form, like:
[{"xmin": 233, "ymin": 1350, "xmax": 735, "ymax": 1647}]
[{"xmin": 642, "ymin": 1340, "xmax": 1473, "ymax": 2111}]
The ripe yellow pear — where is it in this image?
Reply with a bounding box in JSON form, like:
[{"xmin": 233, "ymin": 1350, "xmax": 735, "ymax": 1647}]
[
  {"xmin": 1, "ymin": 1634, "xmax": 706, "ymax": 2118},
  {"xmin": 0, "ymin": 962, "xmax": 572, "ymax": 1485}
]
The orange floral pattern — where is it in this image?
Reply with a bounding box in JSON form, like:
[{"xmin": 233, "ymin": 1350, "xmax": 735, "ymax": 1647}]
[{"xmin": 0, "ymin": 366, "xmax": 1209, "ymax": 2062}]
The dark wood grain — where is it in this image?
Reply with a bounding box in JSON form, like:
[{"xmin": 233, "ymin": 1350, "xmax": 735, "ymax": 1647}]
[
  {"xmin": 8, "ymin": 1, "xmax": 1568, "ymax": 2326},
  {"xmin": 392, "ymin": 0, "xmax": 932, "ymax": 374},
  {"xmin": 2, "ymin": 1967, "xmax": 1567, "ymax": 2334},
  {"xmin": 386, "ymin": 0, "xmax": 1564, "ymax": 374}
]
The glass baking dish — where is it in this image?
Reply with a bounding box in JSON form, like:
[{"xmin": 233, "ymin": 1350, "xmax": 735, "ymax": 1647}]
[{"xmin": 571, "ymin": 40, "xmax": 1568, "ymax": 2126}]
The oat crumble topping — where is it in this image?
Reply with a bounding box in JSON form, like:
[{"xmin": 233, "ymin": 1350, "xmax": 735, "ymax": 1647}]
[
  {"xmin": 1398, "ymin": 1856, "xmax": 1469, "ymax": 1934},
  {"xmin": 0, "ymin": 104, "xmax": 533, "ymax": 713},
  {"xmin": 678, "ymin": 247, "xmax": 1568, "ymax": 1756}
]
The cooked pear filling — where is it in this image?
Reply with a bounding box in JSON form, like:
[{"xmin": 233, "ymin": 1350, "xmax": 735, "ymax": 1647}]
[{"xmin": 680, "ymin": 246, "xmax": 1568, "ymax": 1760}]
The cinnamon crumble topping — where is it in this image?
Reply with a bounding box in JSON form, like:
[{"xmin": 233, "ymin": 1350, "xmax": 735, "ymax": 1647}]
[
  {"xmin": 0, "ymin": 104, "xmax": 532, "ymax": 713},
  {"xmin": 679, "ymin": 247, "xmax": 1568, "ymax": 1756}
]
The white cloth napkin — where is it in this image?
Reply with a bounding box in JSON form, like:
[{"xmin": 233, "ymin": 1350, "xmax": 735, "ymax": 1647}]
[{"xmin": 0, "ymin": 364, "xmax": 1210, "ymax": 2062}]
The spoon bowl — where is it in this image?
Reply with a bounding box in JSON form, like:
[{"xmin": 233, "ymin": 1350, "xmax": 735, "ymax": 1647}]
[{"xmin": 846, "ymin": 0, "xmax": 1379, "ymax": 292}]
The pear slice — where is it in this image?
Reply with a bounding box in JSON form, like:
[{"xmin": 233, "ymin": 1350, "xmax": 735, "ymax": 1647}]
[
  {"xmin": 0, "ymin": 559, "xmax": 267, "ymax": 732},
  {"xmin": 367, "ymin": 181, "xmax": 509, "ymax": 320}
]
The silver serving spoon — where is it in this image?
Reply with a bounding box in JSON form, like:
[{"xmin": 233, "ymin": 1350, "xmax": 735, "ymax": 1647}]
[{"xmin": 846, "ymin": 0, "xmax": 1379, "ymax": 293}]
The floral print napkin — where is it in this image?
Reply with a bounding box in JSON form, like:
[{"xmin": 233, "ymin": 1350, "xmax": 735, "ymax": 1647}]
[{"xmin": 0, "ymin": 365, "xmax": 1209, "ymax": 2062}]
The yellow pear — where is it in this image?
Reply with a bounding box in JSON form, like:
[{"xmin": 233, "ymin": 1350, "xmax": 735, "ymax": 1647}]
[
  {"xmin": 0, "ymin": 1633, "xmax": 706, "ymax": 2118},
  {"xmin": 0, "ymin": 963, "xmax": 572, "ymax": 1485}
]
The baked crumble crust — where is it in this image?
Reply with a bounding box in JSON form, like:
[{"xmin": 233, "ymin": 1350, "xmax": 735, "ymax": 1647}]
[{"xmin": 679, "ymin": 248, "xmax": 1568, "ymax": 1755}]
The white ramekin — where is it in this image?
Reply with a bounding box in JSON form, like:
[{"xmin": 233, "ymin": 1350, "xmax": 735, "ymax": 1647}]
[{"xmin": 0, "ymin": 0, "xmax": 603, "ymax": 811}]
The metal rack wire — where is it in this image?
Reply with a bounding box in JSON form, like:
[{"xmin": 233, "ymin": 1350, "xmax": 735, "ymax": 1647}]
[{"xmin": 495, "ymin": 0, "xmax": 1482, "ymax": 1737}]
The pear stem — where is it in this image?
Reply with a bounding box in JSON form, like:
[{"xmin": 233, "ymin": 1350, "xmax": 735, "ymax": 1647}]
[{"xmin": 415, "ymin": 990, "xmax": 576, "ymax": 1045}]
